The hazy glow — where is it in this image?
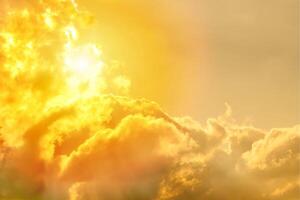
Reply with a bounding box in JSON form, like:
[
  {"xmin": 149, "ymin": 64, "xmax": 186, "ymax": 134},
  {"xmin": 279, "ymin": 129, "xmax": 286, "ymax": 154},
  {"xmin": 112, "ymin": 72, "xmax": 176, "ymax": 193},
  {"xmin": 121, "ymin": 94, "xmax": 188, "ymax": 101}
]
[{"xmin": 0, "ymin": 0, "xmax": 298, "ymax": 200}]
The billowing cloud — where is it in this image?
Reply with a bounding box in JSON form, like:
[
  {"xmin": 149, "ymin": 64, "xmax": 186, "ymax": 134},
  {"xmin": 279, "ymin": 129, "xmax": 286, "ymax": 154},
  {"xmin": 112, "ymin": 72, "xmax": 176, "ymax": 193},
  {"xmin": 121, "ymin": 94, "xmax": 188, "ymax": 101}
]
[
  {"xmin": 157, "ymin": 124, "xmax": 300, "ymax": 200},
  {"xmin": 1, "ymin": 95, "xmax": 299, "ymax": 199}
]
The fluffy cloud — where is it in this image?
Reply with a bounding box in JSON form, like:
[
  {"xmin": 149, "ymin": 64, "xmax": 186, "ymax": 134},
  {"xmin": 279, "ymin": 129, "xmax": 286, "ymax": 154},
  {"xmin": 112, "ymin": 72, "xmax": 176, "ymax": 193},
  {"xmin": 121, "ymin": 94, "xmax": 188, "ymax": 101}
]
[
  {"xmin": 156, "ymin": 124, "xmax": 300, "ymax": 200},
  {"xmin": 0, "ymin": 95, "xmax": 299, "ymax": 200}
]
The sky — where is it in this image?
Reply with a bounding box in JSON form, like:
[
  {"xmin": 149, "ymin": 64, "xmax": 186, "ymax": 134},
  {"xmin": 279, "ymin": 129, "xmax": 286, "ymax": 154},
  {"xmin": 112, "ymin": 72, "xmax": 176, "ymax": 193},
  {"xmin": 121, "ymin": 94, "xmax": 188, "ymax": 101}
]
[
  {"xmin": 79, "ymin": 0, "xmax": 299, "ymax": 129},
  {"xmin": 0, "ymin": 0, "xmax": 299, "ymax": 199}
]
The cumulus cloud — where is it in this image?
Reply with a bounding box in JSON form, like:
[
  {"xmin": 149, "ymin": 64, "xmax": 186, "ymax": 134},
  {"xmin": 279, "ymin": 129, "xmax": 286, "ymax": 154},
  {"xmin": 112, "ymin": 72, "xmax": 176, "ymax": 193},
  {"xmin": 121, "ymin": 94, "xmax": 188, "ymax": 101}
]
[
  {"xmin": 0, "ymin": 95, "xmax": 299, "ymax": 200},
  {"xmin": 156, "ymin": 124, "xmax": 300, "ymax": 200}
]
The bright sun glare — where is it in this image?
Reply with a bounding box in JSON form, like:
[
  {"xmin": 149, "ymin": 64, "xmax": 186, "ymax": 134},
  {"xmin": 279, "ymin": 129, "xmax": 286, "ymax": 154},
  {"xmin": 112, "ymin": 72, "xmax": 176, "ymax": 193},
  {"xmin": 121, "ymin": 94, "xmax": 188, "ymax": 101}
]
[
  {"xmin": 63, "ymin": 44, "xmax": 104, "ymax": 90},
  {"xmin": 65, "ymin": 54, "xmax": 92, "ymax": 74}
]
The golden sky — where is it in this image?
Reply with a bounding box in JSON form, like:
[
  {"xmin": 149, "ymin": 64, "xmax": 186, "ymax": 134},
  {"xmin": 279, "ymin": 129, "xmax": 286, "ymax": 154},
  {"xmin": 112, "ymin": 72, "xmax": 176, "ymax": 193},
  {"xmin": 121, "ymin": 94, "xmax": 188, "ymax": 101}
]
[
  {"xmin": 0, "ymin": 0, "xmax": 299, "ymax": 200},
  {"xmin": 78, "ymin": 0, "xmax": 299, "ymax": 129}
]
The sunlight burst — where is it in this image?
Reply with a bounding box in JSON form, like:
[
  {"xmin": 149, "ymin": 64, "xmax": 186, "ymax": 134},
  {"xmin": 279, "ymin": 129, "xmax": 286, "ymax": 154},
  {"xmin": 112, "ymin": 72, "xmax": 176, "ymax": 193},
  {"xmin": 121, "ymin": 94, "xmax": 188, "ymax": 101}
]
[{"xmin": 64, "ymin": 44, "xmax": 104, "ymax": 92}]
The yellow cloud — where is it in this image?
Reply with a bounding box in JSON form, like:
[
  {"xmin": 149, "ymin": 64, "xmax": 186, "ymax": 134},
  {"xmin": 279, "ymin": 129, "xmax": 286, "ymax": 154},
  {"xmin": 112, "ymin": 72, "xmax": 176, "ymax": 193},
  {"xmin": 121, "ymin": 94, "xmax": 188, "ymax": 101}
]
[{"xmin": 1, "ymin": 95, "xmax": 298, "ymax": 200}]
